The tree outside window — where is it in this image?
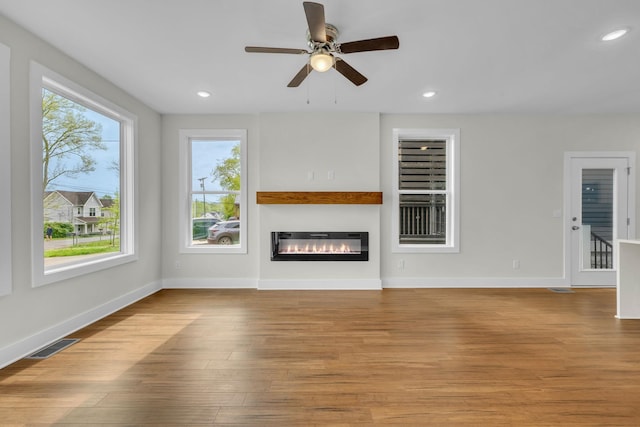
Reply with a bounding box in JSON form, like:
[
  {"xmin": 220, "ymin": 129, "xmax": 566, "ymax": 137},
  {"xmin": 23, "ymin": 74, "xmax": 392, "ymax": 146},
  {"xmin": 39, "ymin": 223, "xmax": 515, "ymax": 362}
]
[
  {"xmin": 180, "ymin": 129, "xmax": 247, "ymax": 253},
  {"xmin": 41, "ymin": 89, "xmax": 121, "ymax": 266},
  {"xmin": 31, "ymin": 63, "xmax": 136, "ymax": 287}
]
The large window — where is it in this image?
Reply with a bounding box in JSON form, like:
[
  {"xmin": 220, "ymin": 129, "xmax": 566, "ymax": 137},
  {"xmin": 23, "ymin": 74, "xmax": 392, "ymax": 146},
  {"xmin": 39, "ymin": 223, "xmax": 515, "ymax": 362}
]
[
  {"xmin": 392, "ymin": 128, "xmax": 460, "ymax": 253},
  {"xmin": 0, "ymin": 42, "xmax": 11, "ymax": 297},
  {"xmin": 31, "ymin": 62, "xmax": 136, "ymax": 286},
  {"xmin": 179, "ymin": 129, "xmax": 247, "ymax": 253}
]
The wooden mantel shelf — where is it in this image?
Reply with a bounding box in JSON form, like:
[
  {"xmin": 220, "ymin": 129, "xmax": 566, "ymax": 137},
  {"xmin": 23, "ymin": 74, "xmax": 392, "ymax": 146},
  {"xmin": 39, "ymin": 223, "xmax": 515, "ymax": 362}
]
[{"xmin": 256, "ymin": 191, "xmax": 383, "ymax": 205}]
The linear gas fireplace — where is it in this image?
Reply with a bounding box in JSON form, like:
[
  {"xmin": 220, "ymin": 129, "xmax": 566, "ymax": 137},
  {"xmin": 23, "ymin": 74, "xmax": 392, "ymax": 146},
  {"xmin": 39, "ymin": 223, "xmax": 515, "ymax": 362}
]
[{"xmin": 271, "ymin": 232, "xmax": 368, "ymax": 261}]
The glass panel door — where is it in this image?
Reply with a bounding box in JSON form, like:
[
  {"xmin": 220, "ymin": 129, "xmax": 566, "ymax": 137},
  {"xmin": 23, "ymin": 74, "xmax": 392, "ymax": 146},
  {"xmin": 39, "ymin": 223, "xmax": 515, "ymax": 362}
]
[
  {"xmin": 569, "ymin": 157, "xmax": 629, "ymax": 286},
  {"xmin": 580, "ymin": 169, "xmax": 614, "ymax": 270}
]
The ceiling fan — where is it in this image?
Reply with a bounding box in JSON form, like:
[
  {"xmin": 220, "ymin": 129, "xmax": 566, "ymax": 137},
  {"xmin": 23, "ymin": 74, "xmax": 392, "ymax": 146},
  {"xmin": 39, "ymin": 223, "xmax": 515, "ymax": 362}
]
[{"xmin": 245, "ymin": 1, "xmax": 399, "ymax": 87}]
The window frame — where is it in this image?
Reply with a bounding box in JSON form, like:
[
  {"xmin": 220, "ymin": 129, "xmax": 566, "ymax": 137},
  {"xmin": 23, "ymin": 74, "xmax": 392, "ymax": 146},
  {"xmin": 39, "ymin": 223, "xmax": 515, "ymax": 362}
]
[
  {"xmin": 392, "ymin": 128, "xmax": 460, "ymax": 253},
  {"xmin": 178, "ymin": 129, "xmax": 247, "ymax": 254},
  {"xmin": 30, "ymin": 62, "xmax": 138, "ymax": 287},
  {"xmin": 0, "ymin": 43, "xmax": 11, "ymax": 297}
]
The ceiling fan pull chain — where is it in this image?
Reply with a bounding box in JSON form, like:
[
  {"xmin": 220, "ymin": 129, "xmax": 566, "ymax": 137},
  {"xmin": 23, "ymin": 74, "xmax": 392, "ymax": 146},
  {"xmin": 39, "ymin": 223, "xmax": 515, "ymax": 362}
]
[
  {"xmin": 306, "ymin": 63, "xmax": 311, "ymax": 104},
  {"xmin": 334, "ymin": 67, "xmax": 338, "ymax": 104}
]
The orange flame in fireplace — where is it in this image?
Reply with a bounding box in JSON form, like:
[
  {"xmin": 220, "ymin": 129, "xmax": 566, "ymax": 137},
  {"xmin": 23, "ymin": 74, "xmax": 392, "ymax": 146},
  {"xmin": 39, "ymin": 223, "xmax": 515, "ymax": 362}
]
[{"xmin": 282, "ymin": 241, "xmax": 357, "ymax": 254}]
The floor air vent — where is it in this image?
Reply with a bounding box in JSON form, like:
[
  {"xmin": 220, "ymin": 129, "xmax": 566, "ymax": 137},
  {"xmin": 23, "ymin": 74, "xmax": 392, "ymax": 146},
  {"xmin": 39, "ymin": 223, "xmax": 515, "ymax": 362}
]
[
  {"xmin": 548, "ymin": 288, "xmax": 575, "ymax": 294},
  {"xmin": 26, "ymin": 338, "xmax": 80, "ymax": 359}
]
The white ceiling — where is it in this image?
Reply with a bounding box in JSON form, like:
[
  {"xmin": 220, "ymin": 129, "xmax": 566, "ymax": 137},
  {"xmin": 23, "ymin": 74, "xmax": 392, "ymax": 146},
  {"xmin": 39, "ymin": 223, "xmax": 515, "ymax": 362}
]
[{"xmin": 1, "ymin": 0, "xmax": 639, "ymax": 114}]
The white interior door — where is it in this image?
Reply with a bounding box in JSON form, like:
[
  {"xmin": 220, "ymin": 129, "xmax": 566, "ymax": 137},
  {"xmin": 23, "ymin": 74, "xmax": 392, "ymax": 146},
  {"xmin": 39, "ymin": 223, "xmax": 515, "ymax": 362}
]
[{"xmin": 568, "ymin": 155, "xmax": 631, "ymax": 286}]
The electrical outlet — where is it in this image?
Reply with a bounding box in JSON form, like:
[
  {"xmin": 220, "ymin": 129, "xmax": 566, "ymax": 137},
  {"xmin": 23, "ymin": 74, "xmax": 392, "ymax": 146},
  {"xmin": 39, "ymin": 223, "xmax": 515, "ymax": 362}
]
[
  {"xmin": 175, "ymin": 261, "xmax": 182, "ymax": 270},
  {"xmin": 398, "ymin": 259, "xmax": 405, "ymax": 270},
  {"xmin": 512, "ymin": 259, "xmax": 520, "ymax": 269}
]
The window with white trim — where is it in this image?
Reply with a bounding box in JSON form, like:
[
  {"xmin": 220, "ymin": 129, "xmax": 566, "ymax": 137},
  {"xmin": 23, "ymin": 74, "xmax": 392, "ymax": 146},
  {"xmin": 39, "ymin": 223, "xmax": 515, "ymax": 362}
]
[
  {"xmin": 179, "ymin": 129, "xmax": 247, "ymax": 253},
  {"xmin": 0, "ymin": 42, "xmax": 11, "ymax": 297},
  {"xmin": 392, "ymin": 128, "xmax": 460, "ymax": 253},
  {"xmin": 31, "ymin": 62, "xmax": 137, "ymax": 287}
]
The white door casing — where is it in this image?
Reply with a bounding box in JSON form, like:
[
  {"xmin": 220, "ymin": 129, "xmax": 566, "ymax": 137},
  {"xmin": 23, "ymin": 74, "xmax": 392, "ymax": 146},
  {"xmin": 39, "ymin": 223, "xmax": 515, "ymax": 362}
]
[{"xmin": 564, "ymin": 152, "xmax": 635, "ymax": 287}]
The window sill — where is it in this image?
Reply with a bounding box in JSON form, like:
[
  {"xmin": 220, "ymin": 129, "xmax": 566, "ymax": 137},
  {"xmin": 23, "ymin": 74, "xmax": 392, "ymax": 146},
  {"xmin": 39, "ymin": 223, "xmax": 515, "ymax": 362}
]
[{"xmin": 393, "ymin": 245, "xmax": 460, "ymax": 254}]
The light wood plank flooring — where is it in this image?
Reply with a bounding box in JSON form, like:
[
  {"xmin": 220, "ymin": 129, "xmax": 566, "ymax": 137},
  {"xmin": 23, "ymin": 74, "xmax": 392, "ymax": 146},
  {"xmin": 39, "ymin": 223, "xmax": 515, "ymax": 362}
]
[{"xmin": 1, "ymin": 288, "xmax": 640, "ymax": 426}]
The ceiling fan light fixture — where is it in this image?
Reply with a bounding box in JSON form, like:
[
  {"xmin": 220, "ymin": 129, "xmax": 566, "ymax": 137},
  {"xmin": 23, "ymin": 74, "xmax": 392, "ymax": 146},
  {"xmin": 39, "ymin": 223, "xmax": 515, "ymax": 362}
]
[
  {"xmin": 601, "ymin": 28, "xmax": 629, "ymax": 41},
  {"xmin": 310, "ymin": 50, "xmax": 334, "ymax": 72}
]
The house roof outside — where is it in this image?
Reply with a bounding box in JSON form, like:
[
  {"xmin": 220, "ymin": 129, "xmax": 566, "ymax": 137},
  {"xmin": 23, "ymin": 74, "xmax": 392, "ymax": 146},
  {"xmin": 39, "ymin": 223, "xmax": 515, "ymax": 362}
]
[
  {"xmin": 100, "ymin": 198, "xmax": 114, "ymax": 208},
  {"xmin": 45, "ymin": 190, "xmax": 102, "ymax": 207}
]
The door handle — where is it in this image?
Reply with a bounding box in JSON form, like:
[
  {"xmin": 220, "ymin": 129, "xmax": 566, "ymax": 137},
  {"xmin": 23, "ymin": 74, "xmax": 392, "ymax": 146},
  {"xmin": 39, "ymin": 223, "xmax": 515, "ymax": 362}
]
[{"xmin": 572, "ymin": 226, "xmax": 580, "ymax": 230}]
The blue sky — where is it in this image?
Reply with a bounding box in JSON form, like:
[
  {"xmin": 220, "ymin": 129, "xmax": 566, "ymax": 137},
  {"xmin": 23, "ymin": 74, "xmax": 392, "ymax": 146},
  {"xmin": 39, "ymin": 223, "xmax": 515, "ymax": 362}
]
[
  {"xmin": 191, "ymin": 140, "xmax": 238, "ymax": 192},
  {"xmin": 49, "ymin": 108, "xmax": 120, "ymax": 197},
  {"xmin": 49, "ymin": 101, "xmax": 238, "ymax": 198}
]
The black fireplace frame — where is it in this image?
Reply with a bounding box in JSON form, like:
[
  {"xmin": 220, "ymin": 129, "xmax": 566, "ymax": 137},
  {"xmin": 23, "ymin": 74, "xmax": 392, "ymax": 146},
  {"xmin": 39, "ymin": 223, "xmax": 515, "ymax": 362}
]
[{"xmin": 271, "ymin": 232, "xmax": 369, "ymax": 261}]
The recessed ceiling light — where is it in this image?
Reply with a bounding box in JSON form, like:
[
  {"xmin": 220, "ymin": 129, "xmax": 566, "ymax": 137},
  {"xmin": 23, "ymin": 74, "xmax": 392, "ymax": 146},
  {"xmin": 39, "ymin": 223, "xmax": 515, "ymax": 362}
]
[
  {"xmin": 422, "ymin": 91, "xmax": 437, "ymax": 98},
  {"xmin": 601, "ymin": 28, "xmax": 629, "ymax": 41},
  {"xmin": 197, "ymin": 90, "xmax": 211, "ymax": 98}
]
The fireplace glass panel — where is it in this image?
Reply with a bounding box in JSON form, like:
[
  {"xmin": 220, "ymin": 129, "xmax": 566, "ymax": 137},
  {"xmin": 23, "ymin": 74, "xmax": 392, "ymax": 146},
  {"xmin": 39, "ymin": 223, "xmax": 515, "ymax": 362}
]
[{"xmin": 271, "ymin": 232, "xmax": 368, "ymax": 261}]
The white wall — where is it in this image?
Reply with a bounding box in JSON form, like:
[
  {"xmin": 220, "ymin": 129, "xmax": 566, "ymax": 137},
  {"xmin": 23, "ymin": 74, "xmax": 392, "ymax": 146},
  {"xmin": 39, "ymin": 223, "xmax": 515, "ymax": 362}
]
[
  {"xmin": 0, "ymin": 40, "xmax": 11, "ymax": 298},
  {"xmin": 160, "ymin": 112, "xmax": 640, "ymax": 290},
  {"xmin": 161, "ymin": 114, "xmax": 261, "ymax": 288},
  {"xmin": 161, "ymin": 113, "xmax": 381, "ymax": 289},
  {"xmin": 381, "ymin": 114, "xmax": 640, "ymax": 287},
  {"xmin": 257, "ymin": 113, "xmax": 381, "ymax": 289},
  {"xmin": 0, "ymin": 14, "xmax": 163, "ymax": 367}
]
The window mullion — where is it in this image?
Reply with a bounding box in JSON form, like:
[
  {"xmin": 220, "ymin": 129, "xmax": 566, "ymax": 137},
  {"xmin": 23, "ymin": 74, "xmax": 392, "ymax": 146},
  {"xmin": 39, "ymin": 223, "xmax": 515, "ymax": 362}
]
[{"xmin": 393, "ymin": 128, "xmax": 459, "ymax": 253}]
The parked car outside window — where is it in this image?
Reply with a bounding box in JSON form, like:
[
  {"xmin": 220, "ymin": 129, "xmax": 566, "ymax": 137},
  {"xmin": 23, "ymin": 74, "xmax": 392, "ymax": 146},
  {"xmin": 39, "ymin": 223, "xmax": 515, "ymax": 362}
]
[{"xmin": 207, "ymin": 220, "xmax": 240, "ymax": 245}]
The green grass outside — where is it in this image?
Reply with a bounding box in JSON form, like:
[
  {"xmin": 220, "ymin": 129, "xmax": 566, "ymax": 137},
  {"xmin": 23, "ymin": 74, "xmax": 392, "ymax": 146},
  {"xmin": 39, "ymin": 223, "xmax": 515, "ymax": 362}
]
[{"xmin": 45, "ymin": 239, "xmax": 120, "ymax": 258}]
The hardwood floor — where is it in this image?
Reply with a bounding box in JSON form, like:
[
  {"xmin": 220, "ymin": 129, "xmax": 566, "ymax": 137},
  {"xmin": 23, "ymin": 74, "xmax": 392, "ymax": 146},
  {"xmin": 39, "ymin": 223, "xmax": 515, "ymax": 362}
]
[{"xmin": 1, "ymin": 288, "xmax": 640, "ymax": 426}]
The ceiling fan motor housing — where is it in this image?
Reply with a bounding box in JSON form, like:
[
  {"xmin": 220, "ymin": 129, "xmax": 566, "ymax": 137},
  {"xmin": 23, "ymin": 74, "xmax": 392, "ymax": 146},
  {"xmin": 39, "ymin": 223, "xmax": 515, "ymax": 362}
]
[{"xmin": 307, "ymin": 23, "xmax": 339, "ymax": 51}]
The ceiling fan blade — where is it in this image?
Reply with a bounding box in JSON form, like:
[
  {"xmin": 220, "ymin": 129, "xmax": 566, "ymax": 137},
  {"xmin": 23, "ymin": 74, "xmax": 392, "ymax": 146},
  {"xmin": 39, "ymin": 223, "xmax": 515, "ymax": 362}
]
[
  {"xmin": 303, "ymin": 2, "xmax": 326, "ymax": 43},
  {"xmin": 339, "ymin": 35, "xmax": 400, "ymax": 54},
  {"xmin": 287, "ymin": 64, "xmax": 312, "ymax": 87},
  {"xmin": 334, "ymin": 58, "xmax": 367, "ymax": 86},
  {"xmin": 245, "ymin": 46, "xmax": 308, "ymax": 54}
]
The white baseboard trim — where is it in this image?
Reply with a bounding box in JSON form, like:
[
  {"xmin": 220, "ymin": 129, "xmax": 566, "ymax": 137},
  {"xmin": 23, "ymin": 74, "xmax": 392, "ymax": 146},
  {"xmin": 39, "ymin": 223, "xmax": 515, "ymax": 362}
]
[
  {"xmin": 258, "ymin": 279, "xmax": 382, "ymax": 290},
  {"xmin": 0, "ymin": 280, "xmax": 161, "ymax": 369},
  {"xmin": 162, "ymin": 277, "xmax": 258, "ymax": 289},
  {"xmin": 164, "ymin": 277, "xmax": 570, "ymax": 290},
  {"xmin": 382, "ymin": 276, "xmax": 569, "ymax": 288}
]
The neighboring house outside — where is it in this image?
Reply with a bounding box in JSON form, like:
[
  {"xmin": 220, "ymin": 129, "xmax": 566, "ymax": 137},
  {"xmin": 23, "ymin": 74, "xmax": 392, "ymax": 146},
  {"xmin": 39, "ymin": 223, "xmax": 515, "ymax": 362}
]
[
  {"xmin": 100, "ymin": 196, "xmax": 114, "ymax": 215},
  {"xmin": 44, "ymin": 190, "xmax": 114, "ymax": 235}
]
